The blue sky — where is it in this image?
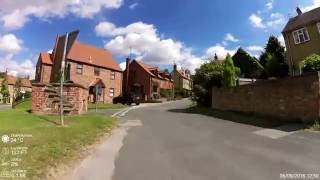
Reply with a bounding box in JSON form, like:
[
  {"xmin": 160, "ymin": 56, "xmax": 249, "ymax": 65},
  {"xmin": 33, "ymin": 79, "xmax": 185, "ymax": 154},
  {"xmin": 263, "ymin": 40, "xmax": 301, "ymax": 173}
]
[{"xmin": 0, "ymin": 0, "xmax": 319, "ymax": 77}]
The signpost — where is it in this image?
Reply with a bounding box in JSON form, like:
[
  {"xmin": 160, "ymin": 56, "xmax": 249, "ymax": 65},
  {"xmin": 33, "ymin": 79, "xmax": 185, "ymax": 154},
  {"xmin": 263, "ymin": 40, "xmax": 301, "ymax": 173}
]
[
  {"xmin": 58, "ymin": 30, "xmax": 79, "ymax": 126},
  {"xmin": 60, "ymin": 32, "xmax": 69, "ymax": 126}
]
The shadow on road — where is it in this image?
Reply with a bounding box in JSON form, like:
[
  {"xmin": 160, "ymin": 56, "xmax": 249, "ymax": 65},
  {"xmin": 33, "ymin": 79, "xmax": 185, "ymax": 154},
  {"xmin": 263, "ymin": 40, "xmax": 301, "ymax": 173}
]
[{"xmin": 168, "ymin": 106, "xmax": 304, "ymax": 130}]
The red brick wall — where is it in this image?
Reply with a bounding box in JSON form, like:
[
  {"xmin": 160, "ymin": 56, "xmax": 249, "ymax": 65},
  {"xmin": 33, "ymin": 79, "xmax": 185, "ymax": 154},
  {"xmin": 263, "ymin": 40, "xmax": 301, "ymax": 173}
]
[
  {"xmin": 123, "ymin": 61, "xmax": 173, "ymax": 100},
  {"xmin": 41, "ymin": 65, "xmax": 52, "ymax": 83},
  {"xmin": 123, "ymin": 61, "xmax": 152, "ymax": 100},
  {"xmin": 212, "ymin": 73, "xmax": 320, "ymax": 122},
  {"xmin": 31, "ymin": 83, "xmax": 88, "ymax": 115},
  {"xmin": 68, "ymin": 61, "xmax": 122, "ymax": 103}
]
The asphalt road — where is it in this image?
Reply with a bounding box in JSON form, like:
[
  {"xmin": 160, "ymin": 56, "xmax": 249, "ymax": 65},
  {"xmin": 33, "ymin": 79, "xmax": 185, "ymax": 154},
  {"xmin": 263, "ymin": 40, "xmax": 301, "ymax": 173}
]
[{"xmin": 69, "ymin": 99, "xmax": 320, "ymax": 180}]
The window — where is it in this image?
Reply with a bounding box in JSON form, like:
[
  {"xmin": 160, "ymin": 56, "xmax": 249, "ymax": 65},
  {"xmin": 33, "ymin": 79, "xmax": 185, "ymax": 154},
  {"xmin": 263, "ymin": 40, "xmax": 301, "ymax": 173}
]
[
  {"xmin": 110, "ymin": 71, "xmax": 115, "ymax": 80},
  {"xmin": 292, "ymin": 28, "xmax": 310, "ymax": 44},
  {"xmin": 109, "ymin": 88, "xmax": 114, "ymax": 97},
  {"xmin": 94, "ymin": 67, "xmax": 100, "ymax": 76},
  {"xmin": 76, "ymin": 63, "xmax": 83, "ymax": 74},
  {"xmin": 317, "ymin": 22, "xmax": 320, "ymax": 34}
]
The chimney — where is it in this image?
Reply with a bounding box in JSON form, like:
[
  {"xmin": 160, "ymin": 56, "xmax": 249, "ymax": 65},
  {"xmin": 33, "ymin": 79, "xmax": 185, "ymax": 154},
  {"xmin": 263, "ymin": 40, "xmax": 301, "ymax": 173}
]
[
  {"xmin": 125, "ymin": 57, "xmax": 131, "ymax": 95},
  {"xmin": 173, "ymin": 63, "xmax": 177, "ymax": 71},
  {"xmin": 296, "ymin": 7, "xmax": 302, "ymax": 16}
]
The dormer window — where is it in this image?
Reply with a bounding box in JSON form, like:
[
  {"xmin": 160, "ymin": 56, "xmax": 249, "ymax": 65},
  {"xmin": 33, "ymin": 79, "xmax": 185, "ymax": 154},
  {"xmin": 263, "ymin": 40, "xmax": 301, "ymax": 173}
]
[
  {"xmin": 292, "ymin": 28, "xmax": 310, "ymax": 44},
  {"xmin": 317, "ymin": 22, "xmax": 320, "ymax": 34}
]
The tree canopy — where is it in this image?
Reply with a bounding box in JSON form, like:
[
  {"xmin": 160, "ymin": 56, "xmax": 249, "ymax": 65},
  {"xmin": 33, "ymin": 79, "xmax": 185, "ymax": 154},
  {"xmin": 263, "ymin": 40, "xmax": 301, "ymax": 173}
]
[
  {"xmin": 232, "ymin": 48, "xmax": 264, "ymax": 78},
  {"xmin": 259, "ymin": 36, "xmax": 289, "ymax": 78}
]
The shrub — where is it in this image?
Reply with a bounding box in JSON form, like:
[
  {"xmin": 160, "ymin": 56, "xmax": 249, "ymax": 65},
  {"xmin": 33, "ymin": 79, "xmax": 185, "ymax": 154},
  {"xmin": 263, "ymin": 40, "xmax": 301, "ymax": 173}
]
[
  {"xmin": 223, "ymin": 54, "xmax": 237, "ymax": 87},
  {"xmin": 302, "ymin": 54, "xmax": 320, "ymax": 73}
]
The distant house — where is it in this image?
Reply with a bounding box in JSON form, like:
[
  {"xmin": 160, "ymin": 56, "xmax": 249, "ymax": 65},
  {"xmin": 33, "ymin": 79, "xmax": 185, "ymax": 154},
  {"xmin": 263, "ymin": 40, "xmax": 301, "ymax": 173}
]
[
  {"xmin": 282, "ymin": 7, "xmax": 320, "ymax": 76},
  {"xmin": 172, "ymin": 64, "xmax": 192, "ymax": 95},
  {"xmin": 35, "ymin": 36, "xmax": 122, "ymax": 103},
  {"xmin": 122, "ymin": 58, "xmax": 173, "ymax": 101},
  {"xmin": 0, "ymin": 72, "xmax": 32, "ymax": 104}
]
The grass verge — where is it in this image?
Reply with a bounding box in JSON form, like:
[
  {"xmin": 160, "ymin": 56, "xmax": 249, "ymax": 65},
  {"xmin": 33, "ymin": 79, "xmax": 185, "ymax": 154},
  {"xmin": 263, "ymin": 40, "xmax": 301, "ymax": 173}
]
[
  {"xmin": 180, "ymin": 105, "xmax": 286, "ymax": 128},
  {"xmin": 0, "ymin": 99, "xmax": 117, "ymax": 179},
  {"xmin": 306, "ymin": 120, "xmax": 320, "ymax": 131},
  {"xmin": 88, "ymin": 103, "xmax": 127, "ymax": 110}
]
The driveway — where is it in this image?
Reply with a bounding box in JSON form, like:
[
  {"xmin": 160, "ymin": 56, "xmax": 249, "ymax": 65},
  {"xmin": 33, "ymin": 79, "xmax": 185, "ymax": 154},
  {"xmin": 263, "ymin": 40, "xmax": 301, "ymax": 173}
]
[{"xmin": 68, "ymin": 99, "xmax": 320, "ymax": 180}]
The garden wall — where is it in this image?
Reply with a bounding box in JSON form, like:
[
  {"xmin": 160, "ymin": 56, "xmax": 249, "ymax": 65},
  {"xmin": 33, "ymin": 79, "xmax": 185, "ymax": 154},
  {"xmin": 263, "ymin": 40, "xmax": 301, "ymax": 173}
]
[
  {"xmin": 32, "ymin": 83, "xmax": 88, "ymax": 115},
  {"xmin": 212, "ymin": 72, "xmax": 320, "ymax": 122}
]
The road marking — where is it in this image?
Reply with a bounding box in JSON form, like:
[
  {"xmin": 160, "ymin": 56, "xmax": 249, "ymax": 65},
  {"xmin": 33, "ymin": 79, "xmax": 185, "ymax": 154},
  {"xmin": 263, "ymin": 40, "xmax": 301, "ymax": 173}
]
[{"xmin": 253, "ymin": 129, "xmax": 297, "ymax": 139}]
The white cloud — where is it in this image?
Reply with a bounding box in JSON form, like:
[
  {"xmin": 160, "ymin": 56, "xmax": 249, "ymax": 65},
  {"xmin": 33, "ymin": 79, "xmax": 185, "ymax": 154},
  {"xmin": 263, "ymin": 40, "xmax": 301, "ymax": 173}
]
[
  {"xmin": 0, "ymin": 34, "xmax": 23, "ymax": 54},
  {"xmin": 301, "ymin": 0, "xmax": 320, "ymax": 12},
  {"xmin": 129, "ymin": 2, "xmax": 139, "ymax": 10},
  {"xmin": 246, "ymin": 45, "xmax": 264, "ymax": 52},
  {"xmin": 96, "ymin": 21, "xmax": 203, "ymax": 72},
  {"xmin": 266, "ymin": 13, "xmax": 285, "ymax": 27},
  {"xmin": 205, "ymin": 44, "xmax": 237, "ymax": 60},
  {"xmin": 0, "ymin": 0, "xmax": 123, "ymax": 29},
  {"xmin": 277, "ymin": 35, "xmax": 285, "ymax": 47},
  {"xmin": 0, "ymin": 54, "xmax": 35, "ymax": 78},
  {"xmin": 249, "ymin": 12, "xmax": 285, "ymax": 29},
  {"xmin": 266, "ymin": 0, "xmax": 274, "ymax": 10},
  {"xmin": 249, "ymin": 14, "xmax": 266, "ymax": 28},
  {"xmin": 224, "ymin": 33, "xmax": 239, "ymax": 42}
]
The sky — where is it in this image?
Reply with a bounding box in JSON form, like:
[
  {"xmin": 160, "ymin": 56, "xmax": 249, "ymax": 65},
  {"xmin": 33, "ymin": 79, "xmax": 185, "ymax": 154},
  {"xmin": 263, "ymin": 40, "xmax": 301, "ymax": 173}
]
[{"xmin": 0, "ymin": 0, "xmax": 319, "ymax": 78}]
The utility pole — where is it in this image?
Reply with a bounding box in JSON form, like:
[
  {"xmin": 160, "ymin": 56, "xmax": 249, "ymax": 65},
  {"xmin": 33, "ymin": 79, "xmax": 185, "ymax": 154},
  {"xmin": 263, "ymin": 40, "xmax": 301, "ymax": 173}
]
[{"xmin": 60, "ymin": 32, "xmax": 69, "ymax": 126}]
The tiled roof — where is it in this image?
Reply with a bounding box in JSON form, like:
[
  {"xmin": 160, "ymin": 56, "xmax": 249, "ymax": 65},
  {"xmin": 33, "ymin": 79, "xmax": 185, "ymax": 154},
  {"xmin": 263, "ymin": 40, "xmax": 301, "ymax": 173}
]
[
  {"xmin": 282, "ymin": 7, "xmax": 320, "ymax": 33},
  {"xmin": 39, "ymin": 52, "xmax": 53, "ymax": 65},
  {"xmin": 5, "ymin": 75, "xmax": 32, "ymax": 87},
  {"xmin": 135, "ymin": 60, "xmax": 157, "ymax": 77},
  {"xmin": 67, "ymin": 41, "xmax": 122, "ymax": 71},
  {"xmin": 6, "ymin": 75, "xmax": 17, "ymax": 85},
  {"xmin": 176, "ymin": 70, "xmax": 191, "ymax": 80}
]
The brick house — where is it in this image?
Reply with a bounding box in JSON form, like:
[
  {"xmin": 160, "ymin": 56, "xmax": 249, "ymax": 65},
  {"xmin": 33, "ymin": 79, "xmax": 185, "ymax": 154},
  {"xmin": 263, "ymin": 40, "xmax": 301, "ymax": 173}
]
[
  {"xmin": 35, "ymin": 36, "xmax": 122, "ymax": 103},
  {"xmin": 122, "ymin": 58, "xmax": 173, "ymax": 101},
  {"xmin": 282, "ymin": 7, "xmax": 320, "ymax": 75},
  {"xmin": 172, "ymin": 64, "xmax": 192, "ymax": 95},
  {"xmin": 0, "ymin": 72, "xmax": 32, "ymax": 104}
]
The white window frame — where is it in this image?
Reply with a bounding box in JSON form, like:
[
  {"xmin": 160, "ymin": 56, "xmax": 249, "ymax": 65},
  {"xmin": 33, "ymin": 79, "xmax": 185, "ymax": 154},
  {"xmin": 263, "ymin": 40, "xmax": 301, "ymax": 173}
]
[
  {"xmin": 109, "ymin": 88, "xmax": 114, "ymax": 97},
  {"xmin": 317, "ymin": 22, "xmax": 320, "ymax": 34},
  {"xmin": 292, "ymin": 27, "xmax": 310, "ymax": 44}
]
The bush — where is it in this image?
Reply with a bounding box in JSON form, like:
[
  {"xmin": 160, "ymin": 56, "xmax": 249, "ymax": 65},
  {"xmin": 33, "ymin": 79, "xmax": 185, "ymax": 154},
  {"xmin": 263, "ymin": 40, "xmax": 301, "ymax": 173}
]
[
  {"xmin": 160, "ymin": 89, "xmax": 173, "ymax": 99},
  {"xmin": 302, "ymin": 54, "xmax": 320, "ymax": 73},
  {"xmin": 192, "ymin": 60, "xmax": 224, "ymax": 106},
  {"xmin": 192, "ymin": 84, "xmax": 210, "ymax": 106},
  {"xmin": 223, "ymin": 54, "xmax": 237, "ymax": 87}
]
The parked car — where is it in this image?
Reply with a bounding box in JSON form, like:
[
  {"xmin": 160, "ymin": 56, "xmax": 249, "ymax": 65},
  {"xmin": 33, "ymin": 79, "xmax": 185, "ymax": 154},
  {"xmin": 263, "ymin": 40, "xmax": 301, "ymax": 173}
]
[{"xmin": 113, "ymin": 94, "xmax": 141, "ymax": 105}]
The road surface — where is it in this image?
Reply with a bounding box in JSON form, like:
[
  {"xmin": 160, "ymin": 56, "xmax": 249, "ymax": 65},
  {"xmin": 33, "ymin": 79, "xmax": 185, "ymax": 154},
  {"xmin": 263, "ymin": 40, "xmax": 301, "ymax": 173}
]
[{"xmin": 68, "ymin": 99, "xmax": 320, "ymax": 180}]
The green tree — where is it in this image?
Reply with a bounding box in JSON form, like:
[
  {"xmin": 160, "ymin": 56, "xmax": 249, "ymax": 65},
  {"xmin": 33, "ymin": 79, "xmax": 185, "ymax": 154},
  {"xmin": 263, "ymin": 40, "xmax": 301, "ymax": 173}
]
[
  {"xmin": 223, "ymin": 54, "xmax": 237, "ymax": 87},
  {"xmin": 192, "ymin": 60, "xmax": 224, "ymax": 106},
  {"xmin": 259, "ymin": 36, "xmax": 289, "ymax": 78},
  {"xmin": 232, "ymin": 48, "xmax": 264, "ymax": 78},
  {"xmin": 1, "ymin": 79, "xmax": 10, "ymax": 104},
  {"xmin": 302, "ymin": 54, "xmax": 320, "ymax": 73}
]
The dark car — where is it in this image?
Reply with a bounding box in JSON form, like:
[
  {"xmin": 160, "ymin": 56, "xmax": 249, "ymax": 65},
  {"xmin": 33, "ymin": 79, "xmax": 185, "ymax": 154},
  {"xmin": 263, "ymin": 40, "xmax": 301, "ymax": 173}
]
[{"xmin": 113, "ymin": 94, "xmax": 141, "ymax": 105}]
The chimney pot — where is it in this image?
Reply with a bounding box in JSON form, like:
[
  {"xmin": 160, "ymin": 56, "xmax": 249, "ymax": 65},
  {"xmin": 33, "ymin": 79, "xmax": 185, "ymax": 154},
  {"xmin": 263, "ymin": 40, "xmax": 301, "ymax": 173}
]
[{"xmin": 296, "ymin": 7, "xmax": 302, "ymax": 15}]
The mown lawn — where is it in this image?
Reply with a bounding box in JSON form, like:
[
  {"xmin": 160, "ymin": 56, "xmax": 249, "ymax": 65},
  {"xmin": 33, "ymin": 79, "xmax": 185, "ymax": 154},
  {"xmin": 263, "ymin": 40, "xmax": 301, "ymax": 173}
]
[
  {"xmin": 88, "ymin": 103, "xmax": 127, "ymax": 110},
  {"xmin": 0, "ymin": 99, "xmax": 117, "ymax": 179}
]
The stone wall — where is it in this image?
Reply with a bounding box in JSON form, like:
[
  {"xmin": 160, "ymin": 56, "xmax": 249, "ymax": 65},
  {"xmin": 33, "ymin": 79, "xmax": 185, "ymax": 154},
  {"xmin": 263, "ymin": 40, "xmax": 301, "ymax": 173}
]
[
  {"xmin": 32, "ymin": 83, "xmax": 88, "ymax": 115},
  {"xmin": 212, "ymin": 72, "xmax": 320, "ymax": 122}
]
